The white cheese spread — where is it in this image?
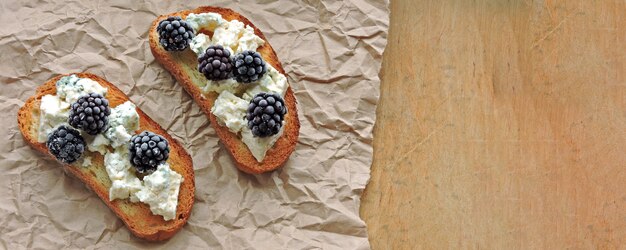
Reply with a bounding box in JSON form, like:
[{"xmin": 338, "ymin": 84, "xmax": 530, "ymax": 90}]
[
  {"xmin": 86, "ymin": 134, "xmax": 109, "ymax": 155},
  {"xmin": 186, "ymin": 12, "xmax": 224, "ymax": 33},
  {"xmin": 213, "ymin": 19, "xmax": 265, "ymax": 54},
  {"xmin": 37, "ymin": 95, "xmax": 70, "ymax": 142},
  {"xmin": 134, "ymin": 163, "xmax": 183, "ymax": 221},
  {"xmin": 235, "ymin": 25, "xmax": 265, "ymax": 53},
  {"xmin": 188, "ymin": 14, "xmax": 265, "ymax": 55},
  {"xmin": 105, "ymin": 146, "xmax": 143, "ymax": 201},
  {"xmin": 201, "ymin": 78, "xmax": 247, "ymax": 95},
  {"xmin": 105, "ymin": 125, "xmax": 132, "ymax": 149},
  {"xmin": 243, "ymin": 64, "xmax": 288, "ymax": 100},
  {"xmin": 241, "ymin": 125, "xmax": 285, "ymax": 162},
  {"xmin": 189, "ymin": 33, "xmax": 212, "ymax": 55},
  {"xmin": 211, "ymin": 19, "xmax": 244, "ymax": 53},
  {"xmin": 104, "ymin": 101, "xmax": 139, "ymax": 148},
  {"xmin": 211, "ymin": 91, "xmax": 248, "ymax": 133},
  {"xmin": 56, "ymin": 75, "xmax": 107, "ymax": 104}
]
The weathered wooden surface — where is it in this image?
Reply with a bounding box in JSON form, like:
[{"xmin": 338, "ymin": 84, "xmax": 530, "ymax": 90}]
[{"xmin": 361, "ymin": 0, "xmax": 626, "ymax": 248}]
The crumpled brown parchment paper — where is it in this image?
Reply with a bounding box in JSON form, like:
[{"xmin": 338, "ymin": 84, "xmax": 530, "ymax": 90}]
[{"xmin": 0, "ymin": 0, "xmax": 389, "ymax": 249}]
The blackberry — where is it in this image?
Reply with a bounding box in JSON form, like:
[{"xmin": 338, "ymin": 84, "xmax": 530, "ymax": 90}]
[
  {"xmin": 198, "ymin": 45, "xmax": 233, "ymax": 80},
  {"xmin": 246, "ymin": 93, "xmax": 287, "ymax": 137},
  {"xmin": 233, "ymin": 50, "xmax": 267, "ymax": 83},
  {"xmin": 129, "ymin": 131, "xmax": 170, "ymax": 174},
  {"xmin": 68, "ymin": 93, "xmax": 111, "ymax": 135},
  {"xmin": 46, "ymin": 125, "xmax": 85, "ymax": 164},
  {"xmin": 157, "ymin": 16, "xmax": 195, "ymax": 51}
]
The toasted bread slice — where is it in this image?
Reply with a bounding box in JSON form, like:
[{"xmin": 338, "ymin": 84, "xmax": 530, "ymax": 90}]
[
  {"xmin": 17, "ymin": 73, "xmax": 194, "ymax": 241},
  {"xmin": 149, "ymin": 6, "xmax": 300, "ymax": 174}
]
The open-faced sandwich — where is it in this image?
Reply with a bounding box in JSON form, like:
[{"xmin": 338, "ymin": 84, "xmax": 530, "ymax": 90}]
[
  {"xmin": 17, "ymin": 73, "xmax": 194, "ymax": 241},
  {"xmin": 149, "ymin": 6, "xmax": 300, "ymax": 174}
]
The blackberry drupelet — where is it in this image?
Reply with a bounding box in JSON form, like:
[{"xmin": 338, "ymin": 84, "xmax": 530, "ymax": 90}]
[
  {"xmin": 233, "ymin": 50, "xmax": 267, "ymax": 83},
  {"xmin": 68, "ymin": 93, "xmax": 111, "ymax": 135},
  {"xmin": 157, "ymin": 16, "xmax": 195, "ymax": 51},
  {"xmin": 246, "ymin": 93, "xmax": 287, "ymax": 137},
  {"xmin": 129, "ymin": 131, "xmax": 170, "ymax": 174},
  {"xmin": 46, "ymin": 125, "xmax": 86, "ymax": 164},
  {"xmin": 198, "ymin": 45, "xmax": 233, "ymax": 80}
]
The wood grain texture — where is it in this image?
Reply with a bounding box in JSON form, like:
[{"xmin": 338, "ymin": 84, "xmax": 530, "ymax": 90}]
[{"xmin": 361, "ymin": 0, "xmax": 626, "ymax": 249}]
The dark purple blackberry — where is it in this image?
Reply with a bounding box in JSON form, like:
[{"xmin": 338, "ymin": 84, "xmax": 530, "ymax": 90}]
[
  {"xmin": 129, "ymin": 131, "xmax": 170, "ymax": 174},
  {"xmin": 198, "ymin": 45, "xmax": 233, "ymax": 80},
  {"xmin": 46, "ymin": 125, "xmax": 85, "ymax": 164},
  {"xmin": 246, "ymin": 93, "xmax": 287, "ymax": 137},
  {"xmin": 157, "ymin": 16, "xmax": 195, "ymax": 51},
  {"xmin": 68, "ymin": 93, "xmax": 111, "ymax": 135},
  {"xmin": 233, "ymin": 50, "xmax": 267, "ymax": 83}
]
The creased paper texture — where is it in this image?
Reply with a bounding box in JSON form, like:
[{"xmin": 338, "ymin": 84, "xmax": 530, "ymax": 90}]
[{"xmin": 0, "ymin": 0, "xmax": 389, "ymax": 249}]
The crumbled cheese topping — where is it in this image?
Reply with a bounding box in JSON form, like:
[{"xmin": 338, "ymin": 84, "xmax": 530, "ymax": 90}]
[
  {"xmin": 211, "ymin": 91, "xmax": 249, "ymax": 133},
  {"xmin": 134, "ymin": 163, "xmax": 183, "ymax": 221},
  {"xmin": 185, "ymin": 12, "xmax": 289, "ymax": 162},
  {"xmin": 37, "ymin": 75, "xmax": 182, "ymax": 221}
]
